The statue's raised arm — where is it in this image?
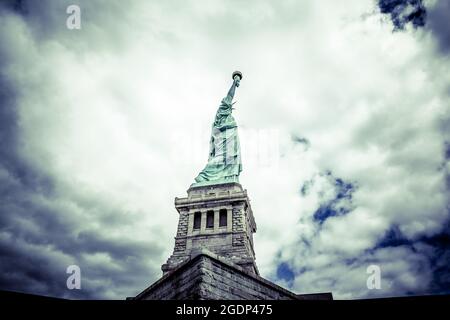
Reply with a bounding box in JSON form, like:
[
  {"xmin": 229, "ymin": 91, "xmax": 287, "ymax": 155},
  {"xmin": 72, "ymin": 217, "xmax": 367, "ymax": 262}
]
[{"xmin": 225, "ymin": 71, "xmax": 242, "ymax": 103}]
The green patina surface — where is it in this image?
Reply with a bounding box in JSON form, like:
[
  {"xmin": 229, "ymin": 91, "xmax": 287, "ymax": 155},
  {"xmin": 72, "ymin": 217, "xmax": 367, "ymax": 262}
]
[{"xmin": 192, "ymin": 72, "xmax": 243, "ymax": 187}]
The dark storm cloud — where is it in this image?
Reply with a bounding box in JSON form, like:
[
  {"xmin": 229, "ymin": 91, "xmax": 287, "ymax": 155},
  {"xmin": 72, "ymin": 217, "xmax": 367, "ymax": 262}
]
[
  {"xmin": 0, "ymin": 0, "xmax": 25, "ymax": 12},
  {"xmin": 357, "ymin": 1, "xmax": 450, "ymax": 294},
  {"xmin": 0, "ymin": 0, "xmax": 80, "ymax": 43},
  {"xmin": 427, "ymin": 0, "xmax": 450, "ymax": 55},
  {"xmin": 424, "ymin": 220, "xmax": 450, "ymax": 294},
  {"xmin": 0, "ymin": 0, "xmax": 135, "ymax": 55},
  {"xmin": 372, "ymin": 220, "xmax": 450, "ymax": 296},
  {"xmin": 0, "ymin": 75, "xmax": 53, "ymax": 196},
  {"xmin": 378, "ymin": 0, "xmax": 450, "ymax": 55},
  {"xmin": 0, "ymin": 155, "xmax": 164, "ymax": 299},
  {"xmin": 0, "ymin": 227, "xmax": 161, "ymax": 299},
  {"xmin": 0, "ymin": 70, "xmax": 66, "ymax": 298},
  {"xmin": 378, "ymin": 0, "xmax": 426, "ymax": 30},
  {"xmin": 0, "ymin": 93, "xmax": 164, "ymax": 298},
  {"xmin": 0, "ymin": 2, "xmax": 165, "ymax": 299},
  {"xmin": 375, "ymin": 225, "xmax": 412, "ymax": 249}
]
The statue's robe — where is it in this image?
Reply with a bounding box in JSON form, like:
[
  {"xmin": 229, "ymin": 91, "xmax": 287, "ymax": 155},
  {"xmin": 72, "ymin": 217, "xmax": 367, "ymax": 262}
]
[{"xmin": 194, "ymin": 96, "xmax": 242, "ymax": 183}]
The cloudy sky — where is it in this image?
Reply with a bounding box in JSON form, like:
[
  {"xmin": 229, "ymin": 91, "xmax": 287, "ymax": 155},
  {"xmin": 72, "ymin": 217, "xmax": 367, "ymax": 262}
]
[{"xmin": 0, "ymin": 0, "xmax": 449, "ymax": 299}]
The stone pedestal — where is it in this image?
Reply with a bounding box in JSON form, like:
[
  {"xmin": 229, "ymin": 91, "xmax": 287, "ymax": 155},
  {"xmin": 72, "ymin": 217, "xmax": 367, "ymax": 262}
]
[
  {"xmin": 133, "ymin": 250, "xmax": 333, "ymax": 300},
  {"xmin": 162, "ymin": 182, "xmax": 258, "ymax": 275}
]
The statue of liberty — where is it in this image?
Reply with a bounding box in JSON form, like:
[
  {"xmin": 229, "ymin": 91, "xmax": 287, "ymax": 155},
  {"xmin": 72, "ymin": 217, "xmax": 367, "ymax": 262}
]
[{"xmin": 193, "ymin": 71, "xmax": 243, "ymax": 186}]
